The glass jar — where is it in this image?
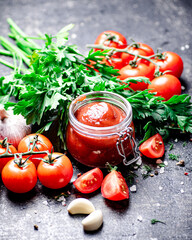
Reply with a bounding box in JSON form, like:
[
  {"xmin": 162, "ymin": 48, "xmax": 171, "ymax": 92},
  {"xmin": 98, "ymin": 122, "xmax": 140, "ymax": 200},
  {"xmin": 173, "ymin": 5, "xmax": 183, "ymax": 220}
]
[{"xmin": 66, "ymin": 91, "xmax": 140, "ymax": 168}]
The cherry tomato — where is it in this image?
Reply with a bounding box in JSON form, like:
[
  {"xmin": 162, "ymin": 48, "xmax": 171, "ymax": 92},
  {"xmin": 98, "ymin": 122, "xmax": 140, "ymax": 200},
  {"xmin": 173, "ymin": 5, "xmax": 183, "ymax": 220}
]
[
  {"xmin": 139, "ymin": 133, "xmax": 165, "ymax": 159},
  {"xmin": 18, "ymin": 133, "xmax": 53, "ymax": 168},
  {"xmin": 153, "ymin": 51, "xmax": 183, "ymax": 78},
  {"xmin": 109, "ymin": 57, "xmax": 125, "ymax": 70},
  {"xmin": 95, "ymin": 30, "xmax": 127, "ymax": 48},
  {"xmin": 2, "ymin": 158, "xmax": 37, "ymax": 193},
  {"xmin": 148, "ymin": 74, "xmax": 181, "ymax": 100},
  {"xmin": 119, "ymin": 59, "xmax": 155, "ymax": 91},
  {"xmin": 73, "ymin": 168, "xmax": 103, "ymax": 194},
  {"xmin": 121, "ymin": 43, "xmax": 154, "ymax": 65},
  {"xmin": 101, "ymin": 170, "xmax": 129, "ymax": 201},
  {"xmin": 0, "ymin": 139, "xmax": 17, "ymax": 173},
  {"xmin": 95, "ymin": 30, "xmax": 127, "ymax": 58},
  {"xmin": 37, "ymin": 152, "xmax": 73, "ymax": 189}
]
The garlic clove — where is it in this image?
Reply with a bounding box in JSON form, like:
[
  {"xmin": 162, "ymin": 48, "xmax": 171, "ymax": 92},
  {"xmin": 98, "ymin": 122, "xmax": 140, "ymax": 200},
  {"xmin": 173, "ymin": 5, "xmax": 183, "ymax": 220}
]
[
  {"xmin": 82, "ymin": 210, "xmax": 103, "ymax": 231},
  {"xmin": 67, "ymin": 198, "xmax": 95, "ymax": 215}
]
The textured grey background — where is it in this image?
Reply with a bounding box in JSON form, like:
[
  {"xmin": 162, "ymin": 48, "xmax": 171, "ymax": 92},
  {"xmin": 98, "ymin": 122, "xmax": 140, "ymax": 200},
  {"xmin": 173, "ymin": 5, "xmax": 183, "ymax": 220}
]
[{"xmin": 0, "ymin": 0, "xmax": 192, "ymax": 240}]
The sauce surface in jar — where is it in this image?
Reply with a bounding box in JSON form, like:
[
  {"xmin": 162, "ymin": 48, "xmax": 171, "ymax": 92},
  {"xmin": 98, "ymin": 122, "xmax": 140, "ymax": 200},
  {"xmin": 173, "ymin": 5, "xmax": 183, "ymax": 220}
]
[
  {"xmin": 66, "ymin": 91, "xmax": 134, "ymax": 168},
  {"xmin": 75, "ymin": 102, "xmax": 126, "ymax": 127}
]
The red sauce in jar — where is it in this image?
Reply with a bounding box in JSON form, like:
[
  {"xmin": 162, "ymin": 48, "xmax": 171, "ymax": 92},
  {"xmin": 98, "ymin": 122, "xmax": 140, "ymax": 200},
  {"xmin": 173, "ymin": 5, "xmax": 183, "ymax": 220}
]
[
  {"xmin": 75, "ymin": 102, "xmax": 126, "ymax": 127},
  {"xmin": 66, "ymin": 93, "xmax": 134, "ymax": 168}
]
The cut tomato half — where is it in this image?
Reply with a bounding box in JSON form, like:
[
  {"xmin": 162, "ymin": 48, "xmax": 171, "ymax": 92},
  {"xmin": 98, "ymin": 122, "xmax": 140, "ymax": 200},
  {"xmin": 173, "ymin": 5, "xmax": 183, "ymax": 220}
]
[
  {"xmin": 139, "ymin": 133, "xmax": 165, "ymax": 158},
  {"xmin": 73, "ymin": 168, "xmax": 103, "ymax": 194},
  {"xmin": 101, "ymin": 170, "xmax": 129, "ymax": 201}
]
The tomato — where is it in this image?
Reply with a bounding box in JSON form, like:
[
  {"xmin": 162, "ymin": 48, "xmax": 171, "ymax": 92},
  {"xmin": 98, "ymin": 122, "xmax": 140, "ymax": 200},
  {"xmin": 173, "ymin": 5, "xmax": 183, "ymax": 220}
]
[
  {"xmin": 18, "ymin": 133, "xmax": 53, "ymax": 168},
  {"xmin": 95, "ymin": 31, "xmax": 127, "ymax": 59},
  {"xmin": 2, "ymin": 158, "xmax": 37, "ymax": 193},
  {"xmin": 73, "ymin": 168, "xmax": 103, "ymax": 194},
  {"xmin": 148, "ymin": 74, "xmax": 181, "ymax": 100},
  {"xmin": 0, "ymin": 139, "xmax": 17, "ymax": 173},
  {"xmin": 121, "ymin": 43, "xmax": 154, "ymax": 66},
  {"xmin": 37, "ymin": 152, "xmax": 73, "ymax": 189},
  {"xmin": 139, "ymin": 133, "xmax": 165, "ymax": 159},
  {"xmin": 101, "ymin": 170, "xmax": 129, "ymax": 201},
  {"xmin": 109, "ymin": 57, "xmax": 125, "ymax": 70},
  {"xmin": 95, "ymin": 30, "xmax": 127, "ymax": 49},
  {"xmin": 119, "ymin": 59, "xmax": 155, "ymax": 91},
  {"xmin": 153, "ymin": 51, "xmax": 183, "ymax": 78}
]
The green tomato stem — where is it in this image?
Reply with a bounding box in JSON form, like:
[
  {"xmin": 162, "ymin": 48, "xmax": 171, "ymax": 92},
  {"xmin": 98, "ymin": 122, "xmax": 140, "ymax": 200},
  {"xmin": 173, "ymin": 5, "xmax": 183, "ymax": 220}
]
[{"xmin": 86, "ymin": 43, "xmax": 159, "ymax": 66}]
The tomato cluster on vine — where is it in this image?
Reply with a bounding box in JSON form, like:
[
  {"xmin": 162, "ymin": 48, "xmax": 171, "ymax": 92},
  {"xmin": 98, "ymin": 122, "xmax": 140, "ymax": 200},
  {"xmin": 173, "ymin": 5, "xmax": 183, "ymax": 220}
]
[
  {"xmin": 0, "ymin": 134, "xmax": 73, "ymax": 193},
  {"xmin": 94, "ymin": 30, "xmax": 183, "ymax": 100}
]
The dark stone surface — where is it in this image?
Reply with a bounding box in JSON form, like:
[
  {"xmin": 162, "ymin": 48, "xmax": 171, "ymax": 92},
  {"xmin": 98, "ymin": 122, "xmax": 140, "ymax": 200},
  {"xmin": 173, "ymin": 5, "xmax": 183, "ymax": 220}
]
[{"xmin": 0, "ymin": 0, "xmax": 191, "ymax": 239}]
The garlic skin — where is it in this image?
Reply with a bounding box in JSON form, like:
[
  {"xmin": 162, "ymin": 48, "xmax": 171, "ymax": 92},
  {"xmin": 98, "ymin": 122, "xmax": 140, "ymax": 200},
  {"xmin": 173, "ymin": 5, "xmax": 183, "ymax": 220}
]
[
  {"xmin": 82, "ymin": 210, "xmax": 103, "ymax": 231},
  {"xmin": 67, "ymin": 198, "xmax": 95, "ymax": 215},
  {"xmin": 0, "ymin": 107, "xmax": 31, "ymax": 148}
]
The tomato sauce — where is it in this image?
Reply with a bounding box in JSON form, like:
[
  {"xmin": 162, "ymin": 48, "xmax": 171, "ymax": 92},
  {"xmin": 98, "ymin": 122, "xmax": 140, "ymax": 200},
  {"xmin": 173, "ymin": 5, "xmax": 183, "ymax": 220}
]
[
  {"xmin": 66, "ymin": 99, "xmax": 134, "ymax": 168},
  {"xmin": 75, "ymin": 102, "xmax": 126, "ymax": 127}
]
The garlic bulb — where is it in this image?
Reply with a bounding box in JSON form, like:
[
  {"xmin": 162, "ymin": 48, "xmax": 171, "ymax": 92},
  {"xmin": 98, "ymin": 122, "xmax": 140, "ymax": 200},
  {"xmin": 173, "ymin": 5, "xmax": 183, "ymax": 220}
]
[{"xmin": 0, "ymin": 106, "xmax": 31, "ymax": 148}]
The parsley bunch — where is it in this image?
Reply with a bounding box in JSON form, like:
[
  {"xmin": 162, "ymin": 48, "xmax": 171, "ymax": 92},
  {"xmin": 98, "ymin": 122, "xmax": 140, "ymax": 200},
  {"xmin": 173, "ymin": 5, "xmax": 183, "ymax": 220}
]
[{"xmin": 0, "ymin": 19, "xmax": 191, "ymax": 149}]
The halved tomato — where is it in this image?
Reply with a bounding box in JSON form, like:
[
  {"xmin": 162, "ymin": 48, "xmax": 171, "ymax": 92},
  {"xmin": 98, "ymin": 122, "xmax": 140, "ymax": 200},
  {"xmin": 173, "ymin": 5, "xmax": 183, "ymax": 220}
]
[
  {"xmin": 101, "ymin": 170, "xmax": 129, "ymax": 201},
  {"xmin": 73, "ymin": 168, "xmax": 103, "ymax": 194},
  {"xmin": 139, "ymin": 133, "xmax": 165, "ymax": 158}
]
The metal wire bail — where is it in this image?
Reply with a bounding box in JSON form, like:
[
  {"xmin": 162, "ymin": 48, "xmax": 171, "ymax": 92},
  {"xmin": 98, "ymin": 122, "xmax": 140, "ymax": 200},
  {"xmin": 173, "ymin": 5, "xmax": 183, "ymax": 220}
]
[{"xmin": 116, "ymin": 126, "xmax": 141, "ymax": 166}]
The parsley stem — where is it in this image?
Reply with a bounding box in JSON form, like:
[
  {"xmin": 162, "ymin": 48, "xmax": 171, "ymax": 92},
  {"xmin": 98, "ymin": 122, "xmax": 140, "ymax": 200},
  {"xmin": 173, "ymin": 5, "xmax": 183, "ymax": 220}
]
[
  {"xmin": 7, "ymin": 18, "xmax": 40, "ymax": 49},
  {"xmin": 0, "ymin": 57, "xmax": 16, "ymax": 69},
  {"xmin": 0, "ymin": 36, "xmax": 30, "ymax": 66},
  {"xmin": 0, "ymin": 49, "xmax": 12, "ymax": 56},
  {"xmin": 0, "ymin": 58, "xmax": 26, "ymax": 73}
]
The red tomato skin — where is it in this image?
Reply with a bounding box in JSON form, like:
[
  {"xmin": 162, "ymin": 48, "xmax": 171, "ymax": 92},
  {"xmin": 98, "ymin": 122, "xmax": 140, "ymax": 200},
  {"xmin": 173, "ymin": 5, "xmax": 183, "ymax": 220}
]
[
  {"xmin": 119, "ymin": 60, "xmax": 155, "ymax": 91},
  {"xmin": 18, "ymin": 134, "xmax": 53, "ymax": 168},
  {"xmin": 153, "ymin": 51, "xmax": 183, "ymax": 78},
  {"xmin": 95, "ymin": 31, "xmax": 127, "ymax": 58},
  {"xmin": 148, "ymin": 74, "xmax": 181, "ymax": 100},
  {"xmin": 37, "ymin": 153, "xmax": 73, "ymax": 189},
  {"xmin": 73, "ymin": 168, "xmax": 103, "ymax": 194},
  {"xmin": 2, "ymin": 159, "xmax": 37, "ymax": 193},
  {"xmin": 101, "ymin": 170, "xmax": 129, "ymax": 201},
  {"xmin": 109, "ymin": 57, "xmax": 125, "ymax": 70},
  {"xmin": 95, "ymin": 30, "xmax": 127, "ymax": 47},
  {"xmin": 139, "ymin": 133, "xmax": 165, "ymax": 159},
  {"xmin": 121, "ymin": 43, "xmax": 154, "ymax": 66},
  {"xmin": 0, "ymin": 141, "xmax": 17, "ymax": 173}
]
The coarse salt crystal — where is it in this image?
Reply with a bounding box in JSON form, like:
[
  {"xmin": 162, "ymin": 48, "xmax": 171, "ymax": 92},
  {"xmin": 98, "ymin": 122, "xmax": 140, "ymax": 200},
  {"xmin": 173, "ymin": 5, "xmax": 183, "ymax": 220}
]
[
  {"xmin": 57, "ymin": 196, "xmax": 65, "ymax": 202},
  {"xmin": 159, "ymin": 186, "xmax": 163, "ymax": 191},
  {"xmin": 136, "ymin": 158, "xmax": 142, "ymax": 166},
  {"xmin": 160, "ymin": 167, "xmax": 165, "ymax": 174},
  {"xmin": 130, "ymin": 185, "xmax": 137, "ymax": 192},
  {"xmin": 180, "ymin": 181, "xmax": 184, "ymax": 185},
  {"xmin": 137, "ymin": 215, "xmax": 143, "ymax": 222},
  {"xmin": 185, "ymin": 44, "xmax": 189, "ymax": 49},
  {"xmin": 180, "ymin": 189, "xmax": 184, "ymax": 193},
  {"xmin": 42, "ymin": 200, "xmax": 48, "ymax": 206},
  {"xmin": 181, "ymin": 46, "xmax": 185, "ymax": 51},
  {"xmin": 164, "ymin": 161, "xmax": 168, "ymax": 166}
]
